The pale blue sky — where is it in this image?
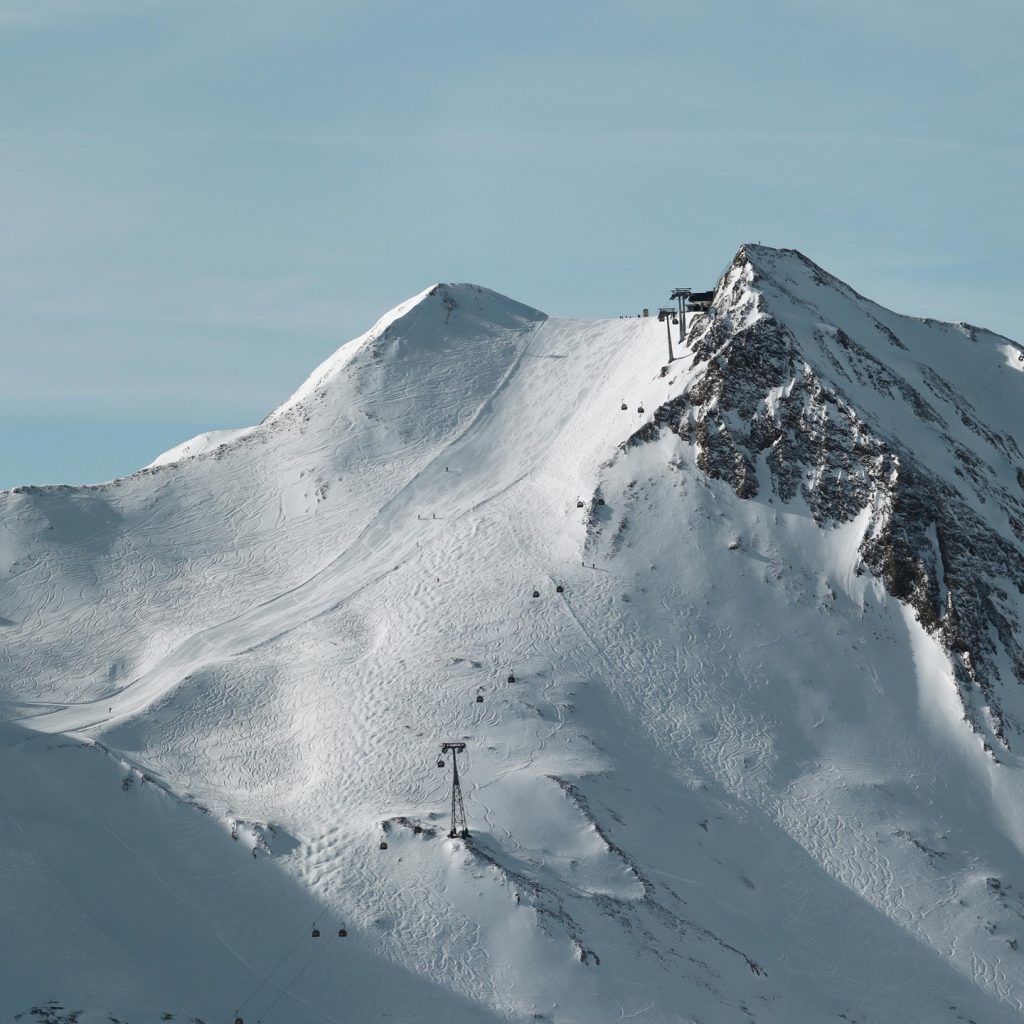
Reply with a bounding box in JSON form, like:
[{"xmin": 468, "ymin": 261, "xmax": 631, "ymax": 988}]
[{"xmin": 2, "ymin": 0, "xmax": 1021, "ymax": 488}]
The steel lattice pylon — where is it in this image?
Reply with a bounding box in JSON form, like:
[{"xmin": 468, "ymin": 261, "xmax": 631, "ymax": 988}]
[{"xmin": 440, "ymin": 742, "xmax": 469, "ymax": 838}]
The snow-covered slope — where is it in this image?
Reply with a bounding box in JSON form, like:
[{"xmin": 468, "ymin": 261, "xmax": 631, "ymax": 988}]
[
  {"xmin": 146, "ymin": 428, "xmax": 253, "ymax": 468},
  {"xmin": 1, "ymin": 258, "xmax": 1023, "ymax": 1023}
]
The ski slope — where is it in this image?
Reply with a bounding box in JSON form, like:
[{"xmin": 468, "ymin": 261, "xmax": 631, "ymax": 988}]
[{"xmin": 1, "ymin": 258, "xmax": 1024, "ymax": 1023}]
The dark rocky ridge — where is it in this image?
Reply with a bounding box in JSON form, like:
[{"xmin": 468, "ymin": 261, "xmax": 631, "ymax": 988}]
[{"xmin": 624, "ymin": 245, "xmax": 1024, "ymax": 755}]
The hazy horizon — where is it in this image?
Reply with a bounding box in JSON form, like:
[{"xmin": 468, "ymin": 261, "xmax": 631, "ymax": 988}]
[{"xmin": 2, "ymin": 0, "xmax": 1021, "ymax": 489}]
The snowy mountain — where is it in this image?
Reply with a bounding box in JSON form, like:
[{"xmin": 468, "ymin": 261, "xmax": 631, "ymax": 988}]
[{"xmin": 1, "ymin": 247, "xmax": 1023, "ymax": 1024}]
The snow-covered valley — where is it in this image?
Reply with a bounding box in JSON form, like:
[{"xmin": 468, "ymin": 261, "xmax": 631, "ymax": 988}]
[{"xmin": 2, "ymin": 246, "xmax": 1023, "ymax": 1023}]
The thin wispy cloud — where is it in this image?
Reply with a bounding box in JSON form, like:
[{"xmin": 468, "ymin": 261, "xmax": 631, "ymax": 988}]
[{"xmin": 0, "ymin": 0, "xmax": 163, "ymax": 28}]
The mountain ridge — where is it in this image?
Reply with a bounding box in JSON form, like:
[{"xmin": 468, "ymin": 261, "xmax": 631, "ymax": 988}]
[
  {"xmin": 2, "ymin": 246, "xmax": 1024, "ymax": 1022},
  {"xmin": 623, "ymin": 244, "xmax": 1024, "ymax": 755}
]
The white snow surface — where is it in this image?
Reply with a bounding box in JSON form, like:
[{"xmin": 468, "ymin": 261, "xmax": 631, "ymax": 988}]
[
  {"xmin": 147, "ymin": 428, "xmax": 254, "ymax": 469},
  {"xmin": 1, "ymin": 265, "xmax": 1024, "ymax": 1023}
]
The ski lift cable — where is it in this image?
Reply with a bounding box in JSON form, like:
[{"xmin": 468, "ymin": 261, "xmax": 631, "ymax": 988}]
[
  {"xmin": 255, "ymin": 930, "xmax": 337, "ymax": 1023},
  {"xmin": 230, "ymin": 920, "xmax": 318, "ymax": 1022}
]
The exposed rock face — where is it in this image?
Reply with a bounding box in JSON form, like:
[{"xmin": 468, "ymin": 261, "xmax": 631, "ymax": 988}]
[{"xmin": 630, "ymin": 245, "xmax": 1024, "ymax": 753}]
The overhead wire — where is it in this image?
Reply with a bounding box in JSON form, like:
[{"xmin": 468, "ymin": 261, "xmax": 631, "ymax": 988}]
[
  {"xmin": 255, "ymin": 929, "xmax": 337, "ymax": 1023},
  {"xmin": 229, "ymin": 920, "xmax": 318, "ymax": 1023}
]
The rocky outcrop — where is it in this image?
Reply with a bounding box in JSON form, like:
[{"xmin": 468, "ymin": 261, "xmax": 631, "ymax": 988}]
[{"xmin": 629, "ymin": 246, "xmax": 1024, "ymax": 753}]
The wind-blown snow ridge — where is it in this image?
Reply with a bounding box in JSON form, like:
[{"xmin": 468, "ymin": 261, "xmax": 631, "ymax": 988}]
[
  {"xmin": 2, "ymin": 249, "xmax": 1024, "ymax": 1024},
  {"xmin": 146, "ymin": 426, "xmax": 253, "ymax": 468}
]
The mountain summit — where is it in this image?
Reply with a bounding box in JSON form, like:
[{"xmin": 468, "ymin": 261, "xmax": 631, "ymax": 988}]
[
  {"xmin": 2, "ymin": 247, "xmax": 1023, "ymax": 1023},
  {"xmin": 635, "ymin": 245, "xmax": 1024, "ymax": 754}
]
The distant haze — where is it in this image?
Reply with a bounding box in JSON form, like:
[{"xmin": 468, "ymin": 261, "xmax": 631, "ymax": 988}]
[{"xmin": 1, "ymin": 0, "xmax": 1020, "ymax": 488}]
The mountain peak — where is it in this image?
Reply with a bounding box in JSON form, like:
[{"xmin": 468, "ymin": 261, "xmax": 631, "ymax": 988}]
[
  {"xmin": 722, "ymin": 243, "xmax": 869, "ymax": 312},
  {"xmin": 635, "ymin": 242, "xmax": 1024, "ymax": 757},
  {"xmin": 264, "ymin": 283, "xmax": 545, "ymax": 425}
]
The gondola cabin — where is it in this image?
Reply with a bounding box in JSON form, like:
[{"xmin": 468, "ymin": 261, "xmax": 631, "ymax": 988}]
[{"xmin": 685, "ymin": 290, "xmax": 714, "ymax": 313}]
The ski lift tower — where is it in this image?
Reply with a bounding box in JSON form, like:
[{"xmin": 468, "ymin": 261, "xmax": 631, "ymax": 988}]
[
  {"xmin": 670, "ymin": 287, "xmax": 691, "ymax": 346},
  {"xmin": 439, "ymin": 742, "xmax": 469, "ymax": 839},
  {"xmin": 657, "ymin": 307, "xmax": 678, "ymax": 363}
]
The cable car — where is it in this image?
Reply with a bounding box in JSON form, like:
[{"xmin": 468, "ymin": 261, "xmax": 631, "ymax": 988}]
[
  {"xmin": 312, "ymin": 926, "xmax": 321, "ymax": 938},
  {"xmin": 476, "ymin": 694, "xmax": 484, "ymax": 703},
  {"xmin": 532, "ymin": 589, "xmax": 540, "ymax": 598},
  {"xmin": 338, "ymin": 928, "xmax": 348, "ymax": 937},
  {"xmin": 379, "ymin": 839, "xmax": 388, "ymax": 850},
  {"xmin": 621, "ymin": 401, "xmax": 628, "ymax": 411},
  {"xmin": 556, "ymin": 585, "xmax": 564, "ymax": 593},
  {"xmin": 507, "ymin": 673, "xmax": 515, "ymax": 684},
  {"xmin": 638, "ymin": 406, "xmax": 645, "ymax": 414},
  {"xmin": 437, "ymin": 757, "xmax": 445, "ymax": 768}
]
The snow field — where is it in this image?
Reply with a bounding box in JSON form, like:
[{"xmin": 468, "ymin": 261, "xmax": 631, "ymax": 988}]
[{"xmin": 1, "ymin": 266, "xmax": 1023, "ymax": 1021}]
